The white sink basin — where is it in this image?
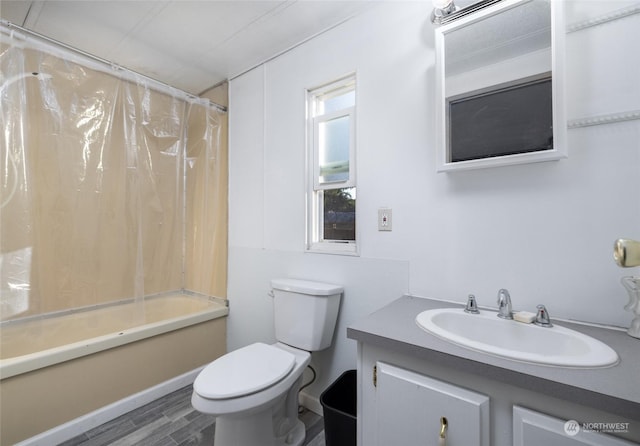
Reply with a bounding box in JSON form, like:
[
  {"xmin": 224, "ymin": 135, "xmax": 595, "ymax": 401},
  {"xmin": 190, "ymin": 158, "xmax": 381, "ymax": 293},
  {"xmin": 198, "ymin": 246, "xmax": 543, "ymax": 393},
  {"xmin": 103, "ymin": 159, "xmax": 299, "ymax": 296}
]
[{"xmin": 415, "ymin": 308, "xmax": 619, "ymax": 368}]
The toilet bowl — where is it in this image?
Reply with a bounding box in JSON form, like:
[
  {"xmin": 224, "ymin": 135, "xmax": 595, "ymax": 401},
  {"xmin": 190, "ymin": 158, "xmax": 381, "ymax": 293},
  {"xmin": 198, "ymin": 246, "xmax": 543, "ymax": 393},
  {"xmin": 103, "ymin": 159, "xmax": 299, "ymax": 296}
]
[
  {"xmin": 191, "ymin": 278, "xmax": 343, "ymax": 446},
  {"xmin": 192, "ymin": 342, "xmax": 310, "ymax": 446}
]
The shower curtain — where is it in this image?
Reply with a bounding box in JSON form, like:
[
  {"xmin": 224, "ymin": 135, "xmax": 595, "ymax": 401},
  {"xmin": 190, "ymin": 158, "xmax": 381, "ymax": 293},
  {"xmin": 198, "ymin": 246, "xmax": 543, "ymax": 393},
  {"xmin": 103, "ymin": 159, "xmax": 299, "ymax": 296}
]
[{"xmin": 0, "ymin": 24, "xmax": 226, "ymax": 321}]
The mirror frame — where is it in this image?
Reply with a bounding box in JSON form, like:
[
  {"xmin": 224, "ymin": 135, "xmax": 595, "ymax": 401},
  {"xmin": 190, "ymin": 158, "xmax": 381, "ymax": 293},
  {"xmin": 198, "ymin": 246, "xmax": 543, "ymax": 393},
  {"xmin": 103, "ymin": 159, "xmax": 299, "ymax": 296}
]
[{"xmin": 435, "ymin": 0, "xmax": 566, "ymax": 172}]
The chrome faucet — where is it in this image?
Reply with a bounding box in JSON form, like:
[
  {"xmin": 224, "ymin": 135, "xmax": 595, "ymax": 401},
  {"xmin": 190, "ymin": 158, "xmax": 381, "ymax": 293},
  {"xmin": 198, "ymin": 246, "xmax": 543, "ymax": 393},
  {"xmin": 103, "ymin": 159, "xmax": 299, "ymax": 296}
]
[
  {"xmin": 497, "ymin": 289, "xmax": 513, "ymax": 319},
  {"xmin": 464, "ymin": 294, "xmax": 480, "ymax": 314},
  {"xmin": 534, "ymin": 304, "xmax": 553, "ymax": 327}
]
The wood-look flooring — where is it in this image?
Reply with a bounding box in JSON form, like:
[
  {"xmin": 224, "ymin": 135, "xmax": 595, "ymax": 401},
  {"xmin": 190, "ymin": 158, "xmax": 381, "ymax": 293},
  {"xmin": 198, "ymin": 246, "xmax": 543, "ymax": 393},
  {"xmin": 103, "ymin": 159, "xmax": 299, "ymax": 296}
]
[{"xmin": 60, "ymin": 385, "xmax": 325, "ymax": 446}]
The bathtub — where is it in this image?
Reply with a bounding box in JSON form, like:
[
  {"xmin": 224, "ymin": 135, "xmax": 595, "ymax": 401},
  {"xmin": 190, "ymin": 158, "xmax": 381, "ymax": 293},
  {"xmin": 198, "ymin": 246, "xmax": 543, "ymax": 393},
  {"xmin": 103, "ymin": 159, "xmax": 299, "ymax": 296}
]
[
  {"xmin": 0, "ymin": 292, "xmax": 229, "ymax": 444},
  {"xmin": 0, "ymin": 292, "xmax": 228, "ymax": 379}
]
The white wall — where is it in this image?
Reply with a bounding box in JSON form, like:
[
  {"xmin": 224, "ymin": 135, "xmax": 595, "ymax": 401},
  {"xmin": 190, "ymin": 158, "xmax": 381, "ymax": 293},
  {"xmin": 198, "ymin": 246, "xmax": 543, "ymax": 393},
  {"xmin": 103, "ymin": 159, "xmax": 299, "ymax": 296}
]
[{"xmin": 227, "ymin": 1, "xmax": 640, "ymax": 408}]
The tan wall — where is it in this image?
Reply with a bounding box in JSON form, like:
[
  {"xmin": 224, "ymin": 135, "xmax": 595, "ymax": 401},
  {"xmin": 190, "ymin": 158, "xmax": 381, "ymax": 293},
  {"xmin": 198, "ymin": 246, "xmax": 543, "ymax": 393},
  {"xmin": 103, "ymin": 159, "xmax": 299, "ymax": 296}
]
[{"xmin": 0, "ymin": 317, "xmax": 226, "ymax": 445}]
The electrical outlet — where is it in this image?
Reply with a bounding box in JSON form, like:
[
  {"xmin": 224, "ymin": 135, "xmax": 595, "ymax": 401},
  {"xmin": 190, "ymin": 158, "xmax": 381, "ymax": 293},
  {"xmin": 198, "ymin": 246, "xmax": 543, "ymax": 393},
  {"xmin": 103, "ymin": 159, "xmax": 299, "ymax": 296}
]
[{"xmin": 378, "ymin": 208, "xmax": 392, "ymax": 231}]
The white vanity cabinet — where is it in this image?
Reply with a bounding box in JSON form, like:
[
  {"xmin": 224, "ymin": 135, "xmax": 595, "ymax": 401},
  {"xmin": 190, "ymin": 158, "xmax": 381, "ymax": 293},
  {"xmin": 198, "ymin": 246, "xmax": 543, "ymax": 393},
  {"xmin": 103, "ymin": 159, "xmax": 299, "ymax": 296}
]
[
  {"xmin": 357, "ymin": 343, "xmax": 639, "ymax": 446},
  {"xmin": 373, "ymin": 361, "xmax": 490, "ymax": 446},
  {"xmin": 350, "ymin": 297, "xmax": 640, "ymax": 446}
]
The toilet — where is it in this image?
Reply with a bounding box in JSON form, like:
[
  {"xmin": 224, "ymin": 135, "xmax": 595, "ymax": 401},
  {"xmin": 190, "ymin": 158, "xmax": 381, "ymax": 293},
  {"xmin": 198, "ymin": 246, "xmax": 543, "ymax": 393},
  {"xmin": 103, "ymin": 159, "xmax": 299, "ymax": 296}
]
[{"xmin": 191, "ymin": 278, "xmax": 343, "ymax": 446}]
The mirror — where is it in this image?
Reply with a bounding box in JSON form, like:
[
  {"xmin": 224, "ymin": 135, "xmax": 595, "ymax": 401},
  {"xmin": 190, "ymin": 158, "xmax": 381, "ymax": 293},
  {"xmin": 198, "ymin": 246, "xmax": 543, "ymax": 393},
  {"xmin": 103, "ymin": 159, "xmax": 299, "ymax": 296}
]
[{"xmin": 435, "ymin": 0, "xmax": 566, "ymax": 172}]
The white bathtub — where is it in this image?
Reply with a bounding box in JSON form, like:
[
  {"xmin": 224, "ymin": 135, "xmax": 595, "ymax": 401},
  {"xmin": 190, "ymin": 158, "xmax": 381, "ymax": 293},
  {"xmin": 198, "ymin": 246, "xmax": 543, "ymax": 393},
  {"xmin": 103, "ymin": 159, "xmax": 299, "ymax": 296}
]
[{"xmin": 0, "ymin": 292, "xmax": 228, "ymax": 379}]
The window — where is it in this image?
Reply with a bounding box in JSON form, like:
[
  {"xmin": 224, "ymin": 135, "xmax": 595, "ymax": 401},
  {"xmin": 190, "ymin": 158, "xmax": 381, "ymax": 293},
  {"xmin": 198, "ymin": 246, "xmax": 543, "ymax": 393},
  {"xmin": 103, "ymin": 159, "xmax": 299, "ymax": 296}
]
[{"xmin": 306, "ymin": 75, "xmax": 357, "ymax": 254}]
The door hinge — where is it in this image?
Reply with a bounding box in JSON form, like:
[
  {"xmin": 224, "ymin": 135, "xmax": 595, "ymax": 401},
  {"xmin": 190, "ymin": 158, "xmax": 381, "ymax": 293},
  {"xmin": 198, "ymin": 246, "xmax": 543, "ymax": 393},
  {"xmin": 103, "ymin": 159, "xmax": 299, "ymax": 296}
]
[{"xmin": 373, "ymin": 365, "xmax": 377, "ymax": 387}]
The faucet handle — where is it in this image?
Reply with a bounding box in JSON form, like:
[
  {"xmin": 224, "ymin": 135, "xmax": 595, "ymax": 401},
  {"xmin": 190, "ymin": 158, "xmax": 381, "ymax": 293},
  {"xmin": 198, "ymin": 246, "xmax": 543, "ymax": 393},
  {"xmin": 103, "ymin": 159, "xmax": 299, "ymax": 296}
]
[
  {"xmin": 464, "ymin": 294, "xmax": 480, "ymax": 314},
  {"xmin": 534, "ymin": 304, "xmax": 553, "ymax": 327}
]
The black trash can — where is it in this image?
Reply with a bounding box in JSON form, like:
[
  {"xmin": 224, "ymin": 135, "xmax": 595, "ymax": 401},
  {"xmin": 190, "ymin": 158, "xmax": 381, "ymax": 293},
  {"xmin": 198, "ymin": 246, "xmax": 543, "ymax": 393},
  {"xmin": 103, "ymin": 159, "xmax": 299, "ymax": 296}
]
[{"xmin": 320, "ymin": 370, "xmax": 357, "ymax": 446}]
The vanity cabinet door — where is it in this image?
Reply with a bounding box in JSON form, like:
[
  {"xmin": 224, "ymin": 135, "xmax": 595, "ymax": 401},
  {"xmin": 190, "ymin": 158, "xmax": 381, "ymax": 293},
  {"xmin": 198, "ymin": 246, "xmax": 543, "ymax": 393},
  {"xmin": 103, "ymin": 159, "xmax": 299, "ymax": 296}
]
[
  {"xmin": 513, "ymin": 406, "xmax": 636, "ymax": 446},
  {"xmin": 374, "ymin": 361, "xmax": 490, "ymax": 446}
]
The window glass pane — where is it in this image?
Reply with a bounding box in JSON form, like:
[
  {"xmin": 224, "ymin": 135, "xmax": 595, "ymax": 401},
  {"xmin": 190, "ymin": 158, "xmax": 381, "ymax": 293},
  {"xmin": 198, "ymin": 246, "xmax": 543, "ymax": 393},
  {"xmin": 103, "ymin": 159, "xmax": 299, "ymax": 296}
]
[
  {"xmin": 319, "ymin": 115, "xmax": 350, "ymax": 183},
  {"xmin": 448, "ymin": 77, "xmax": 553, "ymax": 162},
  {"xmin": 321, "ymin": 90, "xmax": 355, "ymax": 114},
  {"xmin": 323, "ymin": 187, "xmax": 356, "ymax": 241}
]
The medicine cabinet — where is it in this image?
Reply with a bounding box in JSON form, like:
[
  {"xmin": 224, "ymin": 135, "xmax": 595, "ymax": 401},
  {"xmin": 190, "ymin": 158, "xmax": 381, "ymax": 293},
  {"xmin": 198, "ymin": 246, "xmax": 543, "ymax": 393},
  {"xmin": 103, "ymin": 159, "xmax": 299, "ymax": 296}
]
[{"xmin": 435, "ymin": 0, "xmax": 567, "ymax": 172}]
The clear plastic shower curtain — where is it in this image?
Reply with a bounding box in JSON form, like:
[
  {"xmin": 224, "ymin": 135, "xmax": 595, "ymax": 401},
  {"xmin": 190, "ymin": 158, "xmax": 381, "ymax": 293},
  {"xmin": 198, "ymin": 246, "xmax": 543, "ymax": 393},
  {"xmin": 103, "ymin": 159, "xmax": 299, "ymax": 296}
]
[{"xmin": 0, "ymin": 26, "xmax": 223, "ymax": 321}]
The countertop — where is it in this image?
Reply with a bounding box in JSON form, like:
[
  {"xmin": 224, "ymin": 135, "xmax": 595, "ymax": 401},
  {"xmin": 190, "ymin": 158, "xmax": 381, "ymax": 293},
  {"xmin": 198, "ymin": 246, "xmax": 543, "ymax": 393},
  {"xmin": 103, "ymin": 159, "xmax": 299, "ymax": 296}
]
[{"xmin": 347, "ymin": 295, "xmax": 640, "ymax": 421}]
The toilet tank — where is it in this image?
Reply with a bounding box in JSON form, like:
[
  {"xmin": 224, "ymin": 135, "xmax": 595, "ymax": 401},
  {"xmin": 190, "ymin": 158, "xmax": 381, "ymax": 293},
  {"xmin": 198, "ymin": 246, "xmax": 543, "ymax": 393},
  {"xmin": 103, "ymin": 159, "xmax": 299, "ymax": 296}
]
[{"xmin": 271, "ymin": 279, "xmax": 343, "ymax": 351}]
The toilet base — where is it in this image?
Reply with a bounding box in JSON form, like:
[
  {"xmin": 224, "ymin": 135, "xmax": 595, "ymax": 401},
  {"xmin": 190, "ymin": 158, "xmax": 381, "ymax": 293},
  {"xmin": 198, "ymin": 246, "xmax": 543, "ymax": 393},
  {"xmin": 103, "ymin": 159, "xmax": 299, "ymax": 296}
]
[{"xmin": 214, "ymin": 412, "xmax": 306, "ymax": 446}]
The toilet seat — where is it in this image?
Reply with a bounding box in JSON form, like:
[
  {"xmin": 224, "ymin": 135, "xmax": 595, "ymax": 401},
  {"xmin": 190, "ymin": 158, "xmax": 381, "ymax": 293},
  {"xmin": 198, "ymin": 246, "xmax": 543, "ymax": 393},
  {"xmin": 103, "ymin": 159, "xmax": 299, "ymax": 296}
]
[{"xmin": 194, "ymin": 342, "xmax": 296, "ymax": 399}]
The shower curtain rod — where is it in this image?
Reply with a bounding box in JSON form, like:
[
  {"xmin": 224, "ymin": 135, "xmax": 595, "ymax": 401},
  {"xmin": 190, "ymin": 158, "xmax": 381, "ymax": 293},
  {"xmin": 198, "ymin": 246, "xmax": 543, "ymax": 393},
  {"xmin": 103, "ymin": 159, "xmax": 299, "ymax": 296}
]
[{"xmin": 1, "ymin": 20, "xmax": 228, "ymax": 113}]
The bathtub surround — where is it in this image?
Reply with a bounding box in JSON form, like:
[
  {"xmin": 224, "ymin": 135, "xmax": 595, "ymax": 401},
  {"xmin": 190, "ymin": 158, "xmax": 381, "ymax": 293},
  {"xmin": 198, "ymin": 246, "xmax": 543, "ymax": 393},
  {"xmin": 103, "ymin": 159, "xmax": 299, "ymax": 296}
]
[
  {"xmin": 227, "ymin": 0, "xmax": 640, "ymax": 415},
  {"xmin": 0, "ymin": 26, "xmax": 229, "ymax": 444},
  {"xmin": 1, "ymin": 24, "xmax": 227, "ymax": 316}
]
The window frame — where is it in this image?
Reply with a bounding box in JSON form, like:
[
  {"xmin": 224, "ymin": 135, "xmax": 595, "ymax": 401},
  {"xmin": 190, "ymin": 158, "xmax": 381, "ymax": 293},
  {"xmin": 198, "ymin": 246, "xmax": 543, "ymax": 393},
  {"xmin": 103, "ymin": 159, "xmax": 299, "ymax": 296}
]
[{"xmin": 305, "ymin": 74, "xmax": 358, "ymax": 255}]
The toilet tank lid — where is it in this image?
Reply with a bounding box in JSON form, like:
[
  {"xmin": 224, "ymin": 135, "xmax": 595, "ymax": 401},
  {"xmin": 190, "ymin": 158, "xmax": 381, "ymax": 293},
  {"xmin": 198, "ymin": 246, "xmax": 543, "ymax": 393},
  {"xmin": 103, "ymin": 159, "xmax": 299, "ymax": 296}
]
[{"xmin": 271, "ymin": 278, "xmax": 343, "ymax": 296}]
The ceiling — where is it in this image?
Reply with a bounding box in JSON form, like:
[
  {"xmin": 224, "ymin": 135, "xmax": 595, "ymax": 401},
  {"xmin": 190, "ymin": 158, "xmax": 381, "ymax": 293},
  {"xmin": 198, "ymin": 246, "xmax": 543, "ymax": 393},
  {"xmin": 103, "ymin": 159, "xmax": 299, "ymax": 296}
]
[{"xmin": 1, "ymin": 0, "xmax": 376, "ymax": 95}]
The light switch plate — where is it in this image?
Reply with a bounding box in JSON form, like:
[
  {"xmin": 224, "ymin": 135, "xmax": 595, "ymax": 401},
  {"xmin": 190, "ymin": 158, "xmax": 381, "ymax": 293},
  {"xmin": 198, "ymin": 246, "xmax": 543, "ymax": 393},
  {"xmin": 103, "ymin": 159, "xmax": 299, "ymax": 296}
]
[{"xmin": 378, "ymin": 208, "xmax": 392, "ymax": 231}]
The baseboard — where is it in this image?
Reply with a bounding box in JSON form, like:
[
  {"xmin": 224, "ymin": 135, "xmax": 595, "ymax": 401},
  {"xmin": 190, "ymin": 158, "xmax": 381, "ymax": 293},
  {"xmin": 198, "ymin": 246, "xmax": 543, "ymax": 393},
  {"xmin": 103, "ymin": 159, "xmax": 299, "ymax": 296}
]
[
  {"xmin": 16, "ymin": 366, "xmax": 205, "ymax": 446},
  {"xmin": 300, "ymin": 390, "xmax": 323, "ymax": 417}
]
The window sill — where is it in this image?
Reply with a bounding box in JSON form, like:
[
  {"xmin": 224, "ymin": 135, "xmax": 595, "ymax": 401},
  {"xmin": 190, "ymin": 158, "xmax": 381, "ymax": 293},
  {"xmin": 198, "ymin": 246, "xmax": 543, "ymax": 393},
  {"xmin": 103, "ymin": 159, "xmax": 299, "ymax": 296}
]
[{"xmin": 306, "ymin": 242, "xmax": 359, "ymax": 257}]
